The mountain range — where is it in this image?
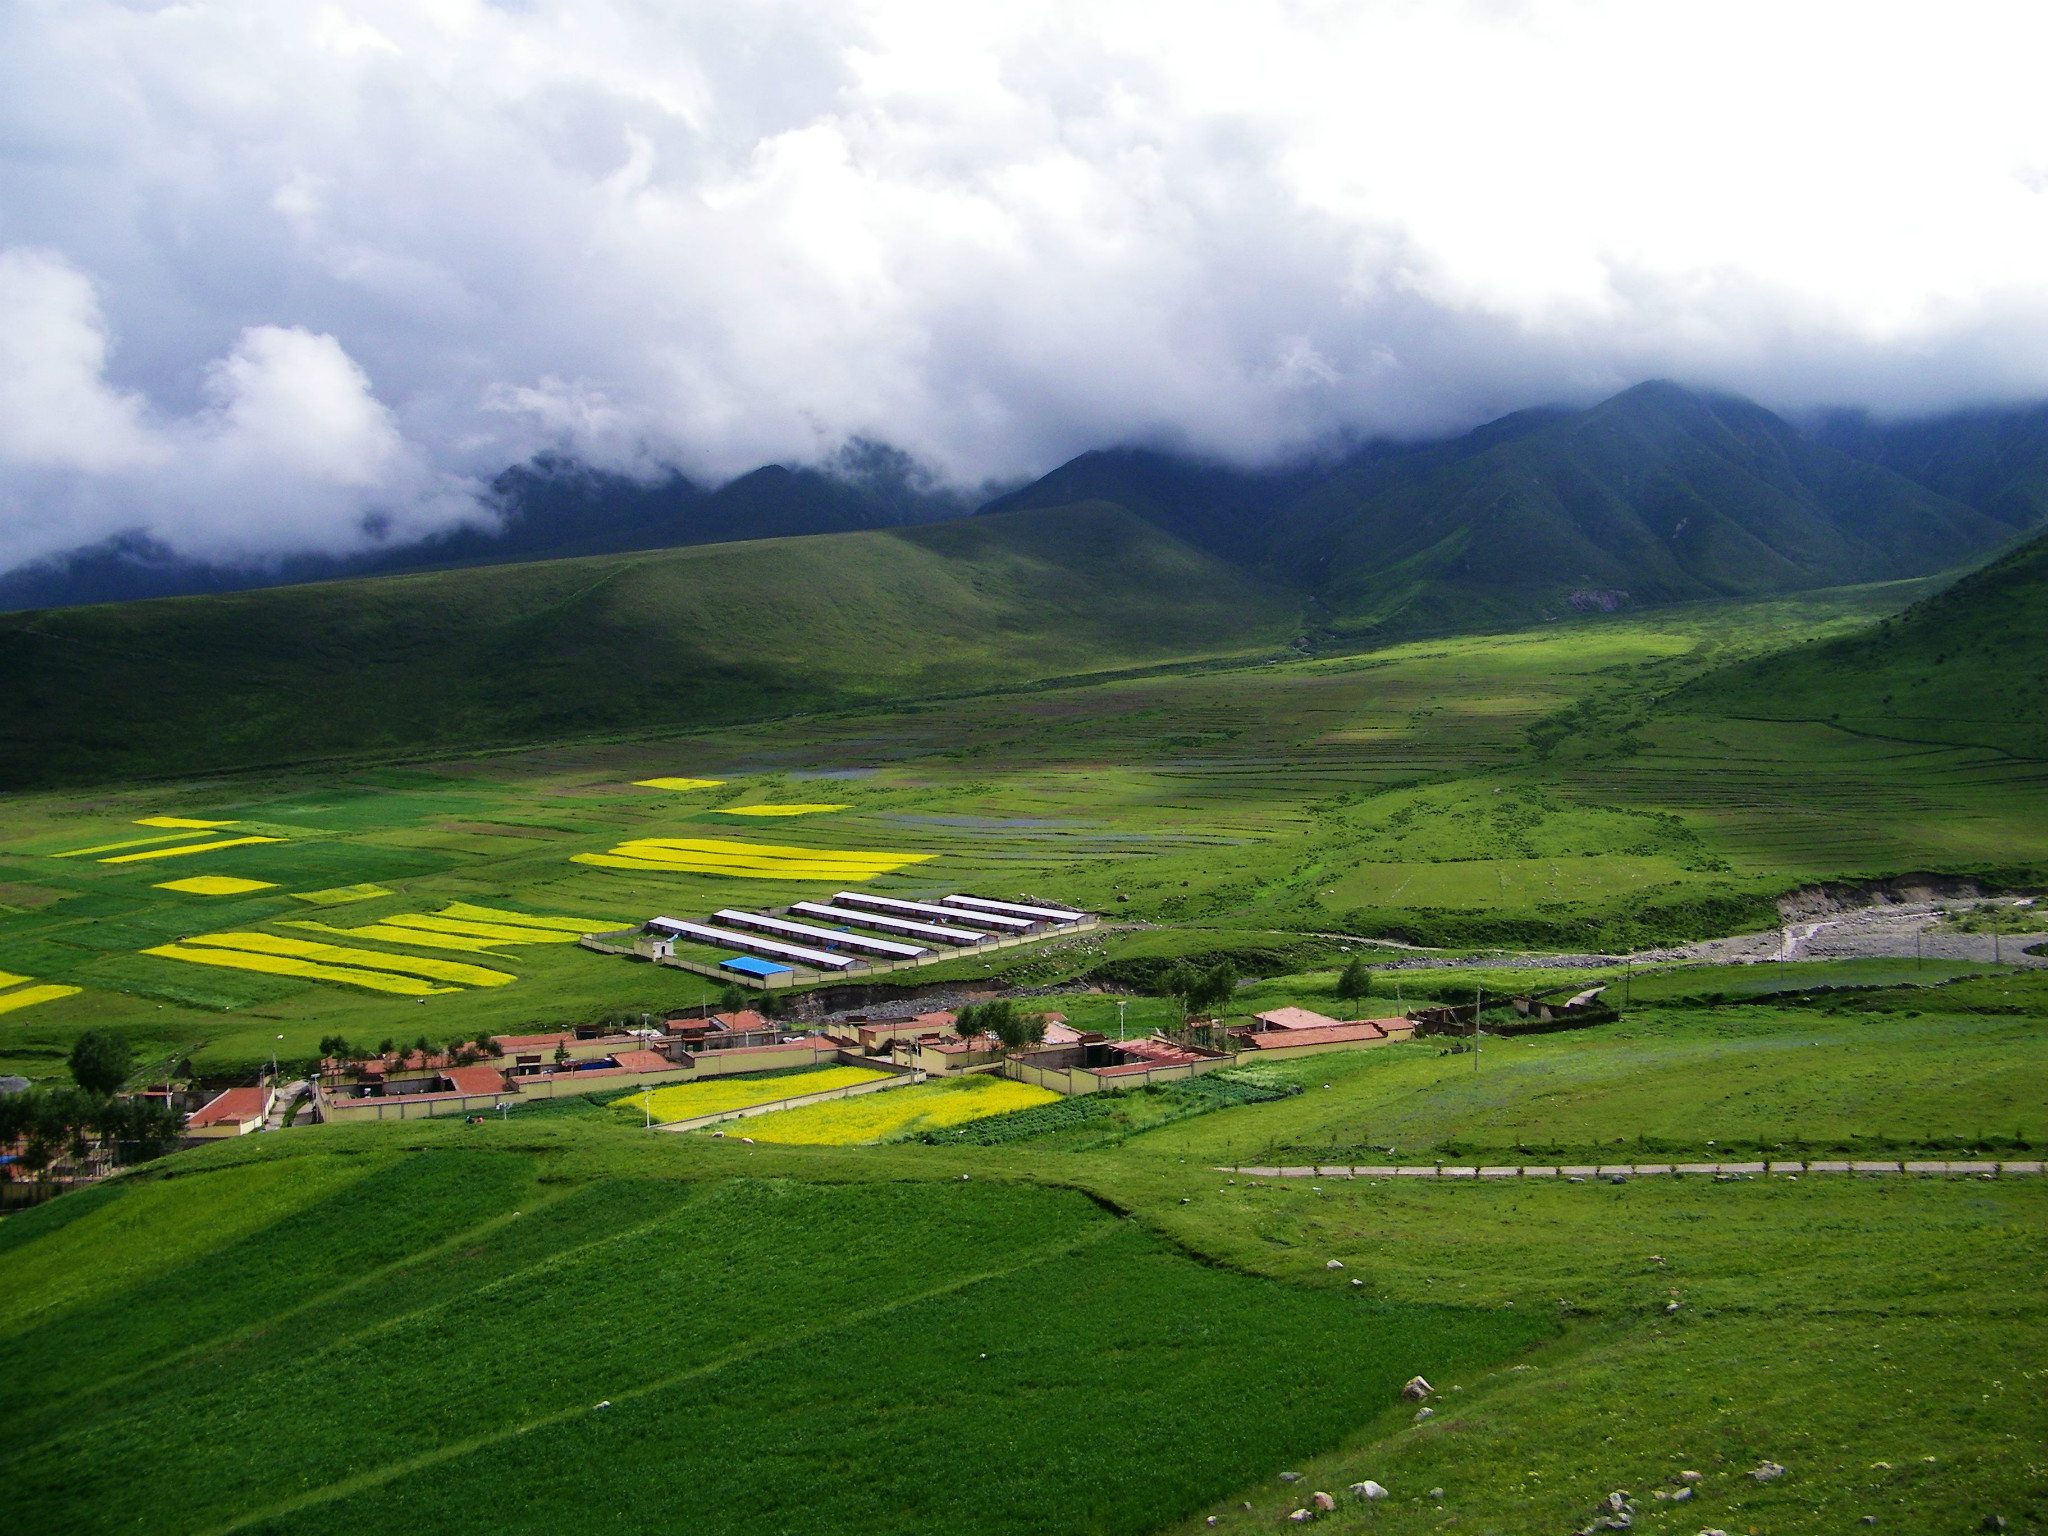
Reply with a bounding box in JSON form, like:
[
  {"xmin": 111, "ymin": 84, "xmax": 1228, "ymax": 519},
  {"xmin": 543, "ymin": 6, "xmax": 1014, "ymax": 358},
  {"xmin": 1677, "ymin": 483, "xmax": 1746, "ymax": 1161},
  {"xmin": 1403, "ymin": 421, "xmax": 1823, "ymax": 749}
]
[{"xmin": 9, "ymin": 379, "xmax": 2043, "ymax": 624}]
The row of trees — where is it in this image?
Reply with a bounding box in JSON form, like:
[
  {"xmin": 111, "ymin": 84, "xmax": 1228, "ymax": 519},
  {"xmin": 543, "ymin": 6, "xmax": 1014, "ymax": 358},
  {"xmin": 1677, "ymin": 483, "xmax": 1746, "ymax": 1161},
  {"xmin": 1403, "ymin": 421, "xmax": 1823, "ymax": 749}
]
[
  {"xmin": 0, "ymin": 1031, "xmax": 183, "ymax": 1180},
  {"xmin": 318, "ymin": 1031, "xmax": 498, "ymax": 1071},
  {"xmin": 955, "ymin": 1000, "xmax": 1048, "ymax": 1050}
]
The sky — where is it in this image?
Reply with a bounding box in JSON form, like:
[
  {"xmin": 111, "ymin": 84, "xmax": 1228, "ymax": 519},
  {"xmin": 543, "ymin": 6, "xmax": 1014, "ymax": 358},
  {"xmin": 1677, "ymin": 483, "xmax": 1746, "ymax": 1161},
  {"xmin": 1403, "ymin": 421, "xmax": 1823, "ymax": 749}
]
[{"xmin": 5, "ymin": 0, "xmax": 2048, "ymax": 572}]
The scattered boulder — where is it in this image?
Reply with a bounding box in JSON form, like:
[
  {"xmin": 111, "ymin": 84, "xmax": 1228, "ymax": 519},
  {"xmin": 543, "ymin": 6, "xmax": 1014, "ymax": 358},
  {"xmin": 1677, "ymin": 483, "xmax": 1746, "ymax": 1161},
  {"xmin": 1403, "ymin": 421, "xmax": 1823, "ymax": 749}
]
[
  {"xmin": 1671, "ymin": 1486, "xmax": 1693, "ymax": 1502},
  {"xmin": 1665, "ymin": 1300, "xmax": 1681, "ymax": 1314},
  {"xmin": 1350, "ymin": 1481, "xmax": 1388, "ymax": 1500},
  {"xmin": 1279, "ymin": 1472, "xmax": 1303, "ymax": 1483},
  {"xmin": 593, "ymin": 1400, "xmax": 611, "ymax": 1410},
  {"xmin": 1351, "ymin": 1277, "xmax": 1365, "ymax": 1287},
  {"xmin": 1575, "ymin": 1491, "xmax": 1636, "ymax": 1534},
  {"xmin": 1750, "ymin": 1461, "xmax": 1786, "ymax": 1483},
  {"xmin": 1430, "ymin": 1488, "xmax": 1444, "ymax": 1499},
  {"xmin": 1287, "ymin": 1509, "xmax": 1311, "ymax": 1524},
  {"xmin": 1413, "ymin": 1407, "xmax": 1434, "ymax": 1423},
  {"xmin": 1326, "ymin": 1259, "xmax": 1346, "ymax": 1270},
  {"xmin": 1401, "ymin": 1376, "xmax": 1434, "ymax": 1400},
  {"xmin": 1312, "ymin": 1491, "xmax": 1336, "ymax": 1511},
  {"xmin": 1206, "ymin": 1519, "xmax": 1219, "ymax": 1527},
  {"xmin": 1679, "ymin": 1471, "xmax": 1701, "ymax": 1481}
]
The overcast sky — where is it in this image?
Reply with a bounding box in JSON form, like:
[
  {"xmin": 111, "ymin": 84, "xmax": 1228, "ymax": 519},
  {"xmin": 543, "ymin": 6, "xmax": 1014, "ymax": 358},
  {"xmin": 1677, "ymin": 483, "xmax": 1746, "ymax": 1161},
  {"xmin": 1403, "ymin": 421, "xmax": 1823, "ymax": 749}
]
[{"xmin": 5, "ymin": 0, "xmax": 2048, "ymax": 570}]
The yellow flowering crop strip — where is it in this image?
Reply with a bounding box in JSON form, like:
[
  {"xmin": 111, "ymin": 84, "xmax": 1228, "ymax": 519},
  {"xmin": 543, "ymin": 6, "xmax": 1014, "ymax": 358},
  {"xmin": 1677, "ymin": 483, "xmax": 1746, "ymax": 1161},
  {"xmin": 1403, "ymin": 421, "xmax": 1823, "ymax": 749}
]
[
  {"xmin": 0, "ymin": 984, "xmax": 83, "ymax": 1016},
  {"xmin": 734, "ymin": 1075, "xmax": 1059, "ymax": 1145},
  {"xmin": 715, "ymin": 804, "xmax": 850, "ymax": 817},
  {"xmin": 440, "ymin": 903, "xmax": 626, "ymax": 931},
  {"xmin": 144, "ymin": 943, "xmax": 452, "ymax": 996},
  {"xmin": 99, "ymin": 836, "xmax": 283, "ymax": 864},
  {"xmin": 573, "ymin": 836, "xmax": 930, "ymax": 881},
  {"xmin": 135, "ymin": 816, "xmax": 237, "ymax": 829},
  {"xmin": 291, "ymin": 884, "xmax": 392, "ymax": 904},
  {"xmin": 154, "ymin": 876, "xmax": 278, "ymax": 896},
  {"xmin": 634, "ymin": 777, "xmax": 725, "ymax": 791},
  {"xmin": 620, "ymin": 1066, "xmax": 890, "ymax": 1125},
  {"xmin": 0, "ymin": 970, "xmax": 33, "ymax": 990},
  {"xmin": 178, "ymin": 932, "xmax": 515, "ymax": 987},
  {"xmin": 282, "ymin": 922, "xmax": 513, "ymax": 956}
]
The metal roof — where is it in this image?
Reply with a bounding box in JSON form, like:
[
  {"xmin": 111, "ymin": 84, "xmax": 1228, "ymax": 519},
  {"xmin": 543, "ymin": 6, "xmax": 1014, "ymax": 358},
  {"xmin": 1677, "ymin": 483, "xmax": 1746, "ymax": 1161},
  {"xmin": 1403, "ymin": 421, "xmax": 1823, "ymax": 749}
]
[
  {"xmin": 721, "ymin": 956, "xmax": 793, "ymax": 977},
  {"xmin": 790, "ymin": 901, "xmax": 987, "ymax": 944},
  {"xmin": 941, "ymin": 894, "xmax": 1086, "ymax": 923},
  {"xmin": 831, "ymin": 891, "xmax": 1034, "ymax": 929},
  {"xmin": 645, "ymin": 917, "xmax": 858, "ymax": 970},
  {"xmin": 713, "ymin": 908, "xmax": 926, "ymax": 959}
]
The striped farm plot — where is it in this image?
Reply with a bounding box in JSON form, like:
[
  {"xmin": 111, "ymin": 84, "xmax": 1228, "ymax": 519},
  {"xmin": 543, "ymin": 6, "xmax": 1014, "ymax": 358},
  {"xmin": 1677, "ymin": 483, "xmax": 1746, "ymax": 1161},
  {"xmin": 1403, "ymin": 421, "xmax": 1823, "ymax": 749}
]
[
  {"xmin": 144, "ymin": 932, "xmax": 515, "ymax": 997},
  {"xmin": 572, "ymin": 836, "xmax": 932, "ymax": 881},
  {"xmin": 280, "ymin": 902, "xmax": 629, "ymax": 955},
  {"xmin": 0, "ymin": 969, "xmax": 81, "ymax": 1016},
  {"xmin": 47, "ymin": 815, "xmax": 287, "ymax": 865}
]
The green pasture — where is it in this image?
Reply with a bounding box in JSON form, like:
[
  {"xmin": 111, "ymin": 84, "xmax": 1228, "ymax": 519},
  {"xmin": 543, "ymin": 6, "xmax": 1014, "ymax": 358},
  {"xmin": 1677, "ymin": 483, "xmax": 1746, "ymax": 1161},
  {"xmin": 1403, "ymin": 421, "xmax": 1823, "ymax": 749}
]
[
  {"xmin": 1, "ymin": 1110, "xmax": 2038, "ymax": 1535},
  {"xmin": 1139, "ymin": 986, "xmax": 2048, "ymax": 1166},
  {"xmin": 0, "ymin": 577, "xmax": 2043, "ymax": 1079}
]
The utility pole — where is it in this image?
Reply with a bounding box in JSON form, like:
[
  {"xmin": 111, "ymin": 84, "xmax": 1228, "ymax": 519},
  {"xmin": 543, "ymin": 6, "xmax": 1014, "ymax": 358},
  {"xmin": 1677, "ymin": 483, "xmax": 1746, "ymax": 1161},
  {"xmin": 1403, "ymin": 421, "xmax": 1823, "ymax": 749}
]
[
  {"xmin": 1117, "ymin": 999, "xmax": 1127, "ymax": 1041},
  {"xmin": 1474, "ymin": 982, "xmax": 1482, "ymax": 1073}
]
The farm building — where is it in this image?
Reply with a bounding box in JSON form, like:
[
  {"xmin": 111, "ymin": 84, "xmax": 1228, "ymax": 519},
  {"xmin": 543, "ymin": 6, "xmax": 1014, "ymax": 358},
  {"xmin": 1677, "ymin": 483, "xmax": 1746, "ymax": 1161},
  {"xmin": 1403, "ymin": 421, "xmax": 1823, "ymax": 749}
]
[
  {"xmin": 1229, "ymin": 1007, "xmax": 1415, "ymax": 1059},
  {"xmin": 186, "ymin": 1085, "xmax": 275, "ymax": 1139},
  {"xmin": 1006, "ymin": 1034, "xmax": 1231, "ymax": 1095},
  {"xmin": 599, "ymin": 892, "xmax": 1096, "ymax": 989},
  {"xmin": 664, "ymin": 1011, "xmax": 784, "ymax": 1052}
]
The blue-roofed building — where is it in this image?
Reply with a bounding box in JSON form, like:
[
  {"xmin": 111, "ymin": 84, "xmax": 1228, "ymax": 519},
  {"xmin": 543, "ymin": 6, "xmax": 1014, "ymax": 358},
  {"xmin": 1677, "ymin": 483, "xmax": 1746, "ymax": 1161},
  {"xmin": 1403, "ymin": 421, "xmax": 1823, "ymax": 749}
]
[{"xmin": 720, "ymin": 955, "xmax": 793, "ymax": 979}]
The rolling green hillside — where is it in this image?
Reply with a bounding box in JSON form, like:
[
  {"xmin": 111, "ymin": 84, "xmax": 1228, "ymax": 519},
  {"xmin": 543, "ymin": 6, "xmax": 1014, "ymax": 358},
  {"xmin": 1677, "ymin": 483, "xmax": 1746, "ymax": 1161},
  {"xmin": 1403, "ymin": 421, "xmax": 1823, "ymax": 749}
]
[
  {"xmin": 1818, "ymin": 400, "xmax": 2048, "ymax": 530},
  {"xmin": 1678, "ymin": 525, "xmax": 2048, "ymax": 758},
  {"xmin": 991, "ymin": 383, "xmax": 2012, "ymax": 638},
  {"xmin": 0, "ymin": 504, "xmax": 1298, "ymax": 789}
]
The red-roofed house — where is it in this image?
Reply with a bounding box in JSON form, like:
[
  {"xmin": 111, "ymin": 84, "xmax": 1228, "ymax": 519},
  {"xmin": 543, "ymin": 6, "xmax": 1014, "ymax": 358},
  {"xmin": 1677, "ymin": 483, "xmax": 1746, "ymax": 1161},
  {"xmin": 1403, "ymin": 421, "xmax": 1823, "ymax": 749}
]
[
  {"xmin": 1236, "ymin": 1016, "xmax": 1413, "ymax": 1058},
  {"xmin": 1248, "ymin": 1006, "xmax": 1343, "ymax": 1033},
  {"xmin": 186, "ymin": 1085, "xmax": 274, "ymax": 1139},
  {"xmin": 442, "ymin": 1066, "xmax": 509, "ymax": 1096}
]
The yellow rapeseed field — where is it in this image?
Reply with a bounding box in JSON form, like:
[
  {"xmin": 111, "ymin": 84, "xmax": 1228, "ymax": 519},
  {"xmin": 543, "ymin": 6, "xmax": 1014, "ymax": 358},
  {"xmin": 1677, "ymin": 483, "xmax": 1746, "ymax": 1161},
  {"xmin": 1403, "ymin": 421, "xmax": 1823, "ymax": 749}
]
[
  {"xmin": 573, "ymin": 836, "xmax": 930, "ymax": 880},
  {"xmin": 99, "ymin": 836, "xmax": 283, "ymax": 864},
  {"xmin": 154, "ymin": 876, "xmax": 277, "ymax": 896},
  {"xmin": 633, "ymin": 777, "xmax": 725, "ymax": 791},
  {"xmin": 0, "ymin": 983, "xmax": 81, "ymax": 1016},
  {"xmin": 715, "ymin": 804, "xmax": 849, "ymax": 817},
  {"xmin": 0, "ymin": 970, "xmax": 33, "ymax": 990},
  {"xmin": 283, "ymin": 903, "xmax": 627, "ymax": 954},
  {"xmin": 620, "ymin": 1065, "xmax": 890, "ymax": 1125},
  {"xmin": 135, "ymin": 816, "xmax": 237, "ymax": 829},
  {"xmin": 175, "ymin": 932, "xmax": 515, "ymax": 987},
  {"xmin": 734, "ymin": 1074, "xmax": 1058, "ymax": 1145},
  {"xmin": 143, "ymin": 943, "xmax": 453, "ymax": 995},
  {"xmin": 290, "ymin": 884, "xmax": 392, "ymax": 904}
]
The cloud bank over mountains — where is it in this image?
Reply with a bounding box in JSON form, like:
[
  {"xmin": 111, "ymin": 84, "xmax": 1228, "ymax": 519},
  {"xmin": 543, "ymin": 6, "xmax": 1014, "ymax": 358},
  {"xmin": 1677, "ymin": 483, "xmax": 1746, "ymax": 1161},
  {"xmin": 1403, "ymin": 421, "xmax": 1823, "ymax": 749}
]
[{"xmin": 4, "ymin": 0, "xmax": 2048, "ymax": 570}]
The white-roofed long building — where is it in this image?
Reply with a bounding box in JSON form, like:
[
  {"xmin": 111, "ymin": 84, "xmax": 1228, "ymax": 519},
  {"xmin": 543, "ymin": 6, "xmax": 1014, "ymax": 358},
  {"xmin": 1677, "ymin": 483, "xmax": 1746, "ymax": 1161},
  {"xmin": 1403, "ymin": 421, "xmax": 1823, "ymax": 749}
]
[{"xmin": 604, "ymin": 892, "xmax": 1094, "ymax": 991}]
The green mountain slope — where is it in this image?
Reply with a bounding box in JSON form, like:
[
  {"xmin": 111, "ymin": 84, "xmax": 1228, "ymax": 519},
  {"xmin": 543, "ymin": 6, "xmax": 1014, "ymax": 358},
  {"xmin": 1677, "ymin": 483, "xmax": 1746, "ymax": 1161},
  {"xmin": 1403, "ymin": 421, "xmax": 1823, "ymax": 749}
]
[
  {"xmin": 987, "ymin": 383, "xmax": 2014, "ymax": 639},
  {"xmin": 1816, "ymin": 401, "xmax": 2048, "ymax": 530},
  {"xmin": 1678, "ymin": 525, "xmax": 2048, "ymax": 758},
  {"xmin": 0, "ymin": 504, "xmax": 1298, "ymax": 788}
]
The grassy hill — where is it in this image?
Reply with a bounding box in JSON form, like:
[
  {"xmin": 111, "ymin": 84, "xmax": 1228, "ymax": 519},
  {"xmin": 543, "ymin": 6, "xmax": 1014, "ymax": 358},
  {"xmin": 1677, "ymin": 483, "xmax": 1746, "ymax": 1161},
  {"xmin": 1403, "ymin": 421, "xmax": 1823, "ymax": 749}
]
[
  {"xmin": 1678, "ymin": 525, "xmax": 2048, "ymax": 759},
  {"xmin": 991, "ymin": 383, "xmax": 2014, "ymax": 639},
  {"xmin": 0, "ymin": 504, "xmax": 1298, "ymax": 788},
  {"xmin": 0, "ymin": 971, "xmax": 2040, "ymax": 1535},
  {"xmin": 1817, "ymin": 400, "xmax": 2048, "ymax": 530}
]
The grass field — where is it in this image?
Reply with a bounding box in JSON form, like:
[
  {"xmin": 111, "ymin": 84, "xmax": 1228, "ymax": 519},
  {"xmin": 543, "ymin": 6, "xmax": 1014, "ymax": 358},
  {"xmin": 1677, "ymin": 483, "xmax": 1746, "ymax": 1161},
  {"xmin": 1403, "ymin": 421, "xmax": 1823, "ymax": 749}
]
[
  {"xmin": 0, "ymin": 1105, "xmax": 2036, "ymax": 1536},
  {"xmin": 0, "ymin": 574, "xmax": 2042, "ymax": 1081}
]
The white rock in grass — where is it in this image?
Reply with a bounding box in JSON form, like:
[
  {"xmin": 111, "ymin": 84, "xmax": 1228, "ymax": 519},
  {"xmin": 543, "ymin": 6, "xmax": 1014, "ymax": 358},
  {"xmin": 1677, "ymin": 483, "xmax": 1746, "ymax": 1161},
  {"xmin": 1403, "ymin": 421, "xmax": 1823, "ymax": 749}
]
[
  {"xmin": 593, "ymin": 1400, "xmax": 610, "ymax": 1409},
  {"xmin": 1327, "ymin": 1260, "xmax": 1346, "ymax": 1270},
  {"xmin": 1313, "ymin": 1492, "xmax": 1336, "ymax": 1511},
  {"xmin": 1672, "ymin": 1487, "xmax": 1693, "ymax": 1502},
  {"xmin": 1413, "ymin": 1407, "xmax": 1433, "ymax": 1422},
  {"xmin": 1352, "ymin": 1278, "xmax": 1365, "ymax": 1287},
  {"xmin": 1750, "ymin": 1461, "xmax": 1786, "ymax": 1483},
  {"xmin": 1288, "ymin": 1510, "xmax": 1312, "ymax": 1523},
  {"xmin": 1279, "ymin": 1472, "xmax": 1303, "ymax": 1483},
  {"xmin": 1402, "ymin": 1376, "xmax": 1433, "ymax": 1400}
]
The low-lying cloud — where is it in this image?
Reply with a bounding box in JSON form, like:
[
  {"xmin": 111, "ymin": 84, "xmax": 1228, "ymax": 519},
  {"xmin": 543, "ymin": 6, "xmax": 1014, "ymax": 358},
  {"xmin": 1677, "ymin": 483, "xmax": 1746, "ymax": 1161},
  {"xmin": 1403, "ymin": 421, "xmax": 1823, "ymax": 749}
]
[{"xmin": 3, "ymin": 0, "xmax": 2048, "ymax": 570}]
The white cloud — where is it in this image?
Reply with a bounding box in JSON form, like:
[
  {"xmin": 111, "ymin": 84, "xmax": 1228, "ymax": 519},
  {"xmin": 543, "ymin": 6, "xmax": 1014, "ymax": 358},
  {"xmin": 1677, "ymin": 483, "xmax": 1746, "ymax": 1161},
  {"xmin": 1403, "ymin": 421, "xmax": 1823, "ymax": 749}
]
[
  {"xmin": 0, "ymin": 252, "xmax": 477, "ymax": 568},
  {"xmin": 4, "ymin": 0, "xmax": 2048, "ymax": 568}
]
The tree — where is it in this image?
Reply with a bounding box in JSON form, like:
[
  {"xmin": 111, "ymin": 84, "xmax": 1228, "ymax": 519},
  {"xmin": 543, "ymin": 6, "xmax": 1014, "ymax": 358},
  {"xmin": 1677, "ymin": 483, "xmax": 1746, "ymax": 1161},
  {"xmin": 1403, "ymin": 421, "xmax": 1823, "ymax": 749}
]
[
  {"xmin": 1335, "ymin": 957, "xmax": 1374, "ymax": 1001},
  {"xmin": 1162, "ymin": 961, "xmax": 1236, "ymax": 1019},
  {"xmin": 471, "ymin": 1029, "xmax": 497, "ymax": 1056},
  {"xmin": 68, "ymin": 1031, "xmax": 132, "ymax": 1098},
  {"xmin": 718, "ymin": 985, "xmax": 748, "ymax": 1014}
]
